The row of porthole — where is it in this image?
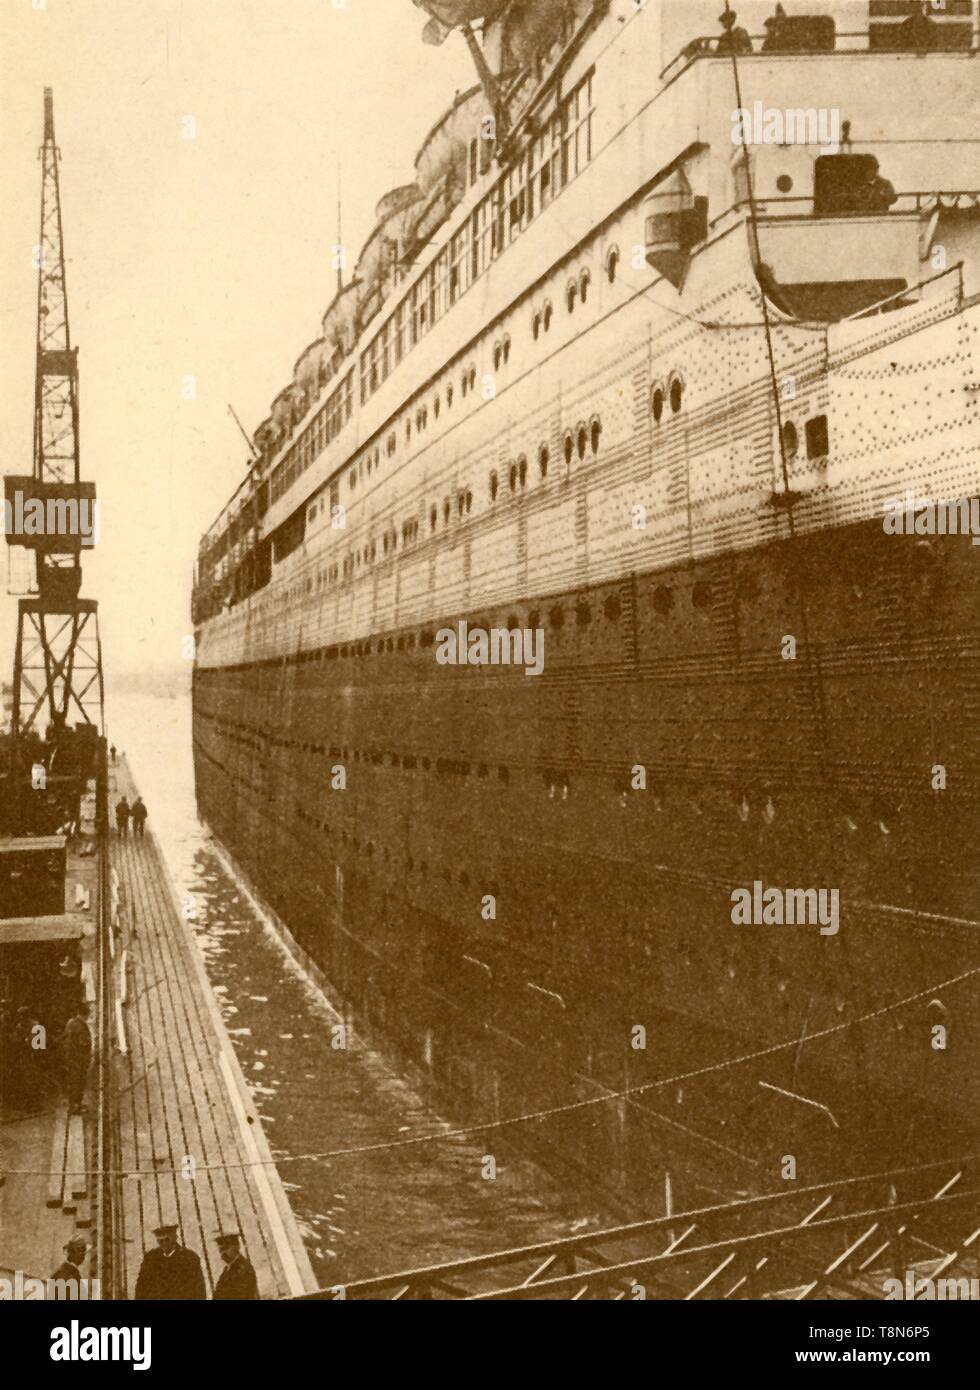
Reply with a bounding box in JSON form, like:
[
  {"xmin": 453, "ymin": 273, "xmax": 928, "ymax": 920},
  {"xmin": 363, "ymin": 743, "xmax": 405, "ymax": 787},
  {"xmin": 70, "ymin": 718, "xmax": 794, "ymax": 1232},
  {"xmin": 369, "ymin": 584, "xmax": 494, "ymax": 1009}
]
[
  {"xmin": 260, "ymin": 587, "xmax": 628, "ymax": 661},
  {"xmin": 651, "ymin": 374, "xmax": 684, "ymax": 422},
  {"xmin": 487, "ymin": 418, "xmax": 604, "ymax": 501},
  {"xmin": 346, "ymin": 250, "xmax": 621, "ymax": 498},
  {"xmin": 530, "ymin": 247, "xmax": 621, "ymax": 341},
  {"xmin": 652, "ymin": 581, "xmax": 714, "ymax": 615}
]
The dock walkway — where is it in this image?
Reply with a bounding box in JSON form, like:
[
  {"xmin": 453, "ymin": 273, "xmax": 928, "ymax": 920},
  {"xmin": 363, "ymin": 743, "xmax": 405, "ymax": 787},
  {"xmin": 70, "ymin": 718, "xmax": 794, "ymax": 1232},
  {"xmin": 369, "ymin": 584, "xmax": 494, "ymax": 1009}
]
[{"xmin": 109, "ymin": 758, "xmax": 315, "ymax": 1299}]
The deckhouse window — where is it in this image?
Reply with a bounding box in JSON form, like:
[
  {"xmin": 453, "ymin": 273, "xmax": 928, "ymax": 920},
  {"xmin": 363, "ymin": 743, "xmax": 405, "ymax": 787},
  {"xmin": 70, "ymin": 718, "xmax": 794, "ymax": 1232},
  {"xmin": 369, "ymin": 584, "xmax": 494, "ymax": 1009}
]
[
  {"xmin": 473, "ymin": 195, "xmax": 494, "ymax": 279},
  {"xmin": 450, "ymin": 224, "xmax": 471, "ymax": 302},
  {"xmin": 564, "ymin": 72, "xmax": 594, "ymax": 182},
  {"xmin": 394, "ymin": 301, "xmax": 407, "ymax": 365},
  {"xmin": 431, "ymin": 247, "xmax": 450, "ymax": 323}
]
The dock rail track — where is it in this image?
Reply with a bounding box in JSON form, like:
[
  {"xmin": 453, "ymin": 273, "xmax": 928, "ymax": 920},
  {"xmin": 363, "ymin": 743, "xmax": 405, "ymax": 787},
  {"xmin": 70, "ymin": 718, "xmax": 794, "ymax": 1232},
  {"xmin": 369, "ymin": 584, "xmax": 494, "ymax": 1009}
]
[
  {"xmin": 297, "ymin": 1154, "xmax": 980, "ymax": 1300},
  {"xmin": 94, "ymin": 737, "xmax": 120, "ymax": 1299}
]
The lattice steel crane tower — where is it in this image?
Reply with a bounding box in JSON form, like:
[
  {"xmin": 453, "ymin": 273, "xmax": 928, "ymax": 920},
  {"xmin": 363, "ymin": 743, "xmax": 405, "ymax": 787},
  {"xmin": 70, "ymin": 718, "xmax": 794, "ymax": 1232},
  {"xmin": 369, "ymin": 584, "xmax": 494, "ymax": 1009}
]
[{"xmin": 4, "ymin": 89, "xmax": 104, "ymax": 753}]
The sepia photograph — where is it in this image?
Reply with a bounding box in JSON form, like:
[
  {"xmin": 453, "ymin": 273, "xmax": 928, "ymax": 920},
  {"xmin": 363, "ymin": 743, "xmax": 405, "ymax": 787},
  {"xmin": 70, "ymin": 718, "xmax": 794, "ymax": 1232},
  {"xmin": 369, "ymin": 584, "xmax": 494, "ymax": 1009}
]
[{"xmin": 1, "ymin": 0, "xmax": 978, "ymax": 1364}]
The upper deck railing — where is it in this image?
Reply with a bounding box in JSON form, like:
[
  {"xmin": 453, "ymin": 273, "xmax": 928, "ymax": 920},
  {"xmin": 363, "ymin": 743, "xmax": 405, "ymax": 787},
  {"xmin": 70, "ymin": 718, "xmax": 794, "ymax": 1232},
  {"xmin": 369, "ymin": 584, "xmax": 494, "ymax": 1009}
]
[{"xmin": 661, "ymin": 23, "xmax": 980, "ymax": 86}]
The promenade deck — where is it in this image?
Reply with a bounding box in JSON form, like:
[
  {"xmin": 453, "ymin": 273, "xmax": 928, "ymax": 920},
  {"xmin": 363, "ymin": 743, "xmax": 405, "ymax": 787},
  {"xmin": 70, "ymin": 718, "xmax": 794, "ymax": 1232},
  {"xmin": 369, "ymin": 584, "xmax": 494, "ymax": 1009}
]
[{"xmin": 109, "ymin": 758, "xmax": 315, "ymax": 1300}]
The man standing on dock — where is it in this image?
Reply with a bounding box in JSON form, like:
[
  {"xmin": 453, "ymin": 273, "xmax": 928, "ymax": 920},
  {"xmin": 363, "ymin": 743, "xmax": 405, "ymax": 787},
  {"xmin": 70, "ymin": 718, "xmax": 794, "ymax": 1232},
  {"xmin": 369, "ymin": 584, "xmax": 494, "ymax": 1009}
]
[
  {"xmin": 60, "ymin": 1003, "xmax": 92, "ymax": 1113},
  {"xmin": 131, "ymin": 796, "xmax": 148, "ymax": 838},
  {"xmin": 212, "ymin": 1230, "xmax": 259, "ymax": 1300},
  {"xmin": 135, "ymin": 1225, "xmax": 207, "ymax": 1300},
  {"xmin": 49, "ymin": 1237, "xmax": 88, "ymax": 1299}
]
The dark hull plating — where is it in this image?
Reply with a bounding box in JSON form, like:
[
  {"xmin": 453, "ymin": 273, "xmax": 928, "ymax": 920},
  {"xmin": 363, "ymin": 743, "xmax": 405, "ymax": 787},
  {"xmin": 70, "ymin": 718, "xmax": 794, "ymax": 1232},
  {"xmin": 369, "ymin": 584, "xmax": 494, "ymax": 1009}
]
[{"xmin": 193, "ymin": 513, "xmax": 980, "ymax": 1207}]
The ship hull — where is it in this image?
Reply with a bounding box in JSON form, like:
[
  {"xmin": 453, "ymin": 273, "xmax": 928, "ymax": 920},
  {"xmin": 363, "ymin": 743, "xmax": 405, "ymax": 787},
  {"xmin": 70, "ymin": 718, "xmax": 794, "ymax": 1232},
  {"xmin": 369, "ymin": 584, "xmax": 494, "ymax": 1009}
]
[{"xmin": 193, "ymin": 509, "xmax": 980, "ymax": 1208}]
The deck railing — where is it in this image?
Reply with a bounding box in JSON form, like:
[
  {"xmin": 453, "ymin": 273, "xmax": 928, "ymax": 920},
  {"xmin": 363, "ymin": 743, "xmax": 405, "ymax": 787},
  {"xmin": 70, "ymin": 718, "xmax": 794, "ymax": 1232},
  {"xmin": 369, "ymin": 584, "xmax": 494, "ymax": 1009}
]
[{"xmin": 661, "ymin": 22, "xmax": 980, "ymax": 85}]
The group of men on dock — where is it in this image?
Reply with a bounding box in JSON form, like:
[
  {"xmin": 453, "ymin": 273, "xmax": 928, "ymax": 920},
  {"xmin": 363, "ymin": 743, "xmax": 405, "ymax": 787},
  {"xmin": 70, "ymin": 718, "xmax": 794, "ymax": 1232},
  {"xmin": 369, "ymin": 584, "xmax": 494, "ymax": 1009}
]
[
  {"xmin": 50, "ymin": 1225, "xmax": 258, "ymax": 1300},
  {"xmin": 114, "ymin": 794, "xmax": 147, "ymax": 837},
  {"xmin": 133, "ymin": 1224, "xmax": 258, "ymax": 1300},
  {"xmin": 0, "ymin": 951, "xmax": 92, "ymax": 1114}
]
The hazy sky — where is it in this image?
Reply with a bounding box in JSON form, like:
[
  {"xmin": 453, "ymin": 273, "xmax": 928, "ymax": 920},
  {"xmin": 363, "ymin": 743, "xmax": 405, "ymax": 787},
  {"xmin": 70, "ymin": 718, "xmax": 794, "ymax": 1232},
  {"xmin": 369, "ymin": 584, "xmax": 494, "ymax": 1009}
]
[{"xmin": 0, "ymin": 0, "xmax": 472, "ymax": 692}]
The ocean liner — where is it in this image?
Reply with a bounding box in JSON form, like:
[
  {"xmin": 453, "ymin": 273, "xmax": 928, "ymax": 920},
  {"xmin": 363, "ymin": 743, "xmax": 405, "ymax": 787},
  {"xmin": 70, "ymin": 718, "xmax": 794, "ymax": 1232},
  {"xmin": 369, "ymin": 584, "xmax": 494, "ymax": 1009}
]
[{"xmin": 192, "ymin": 1, "xmax": 980, "ymax": 1207}]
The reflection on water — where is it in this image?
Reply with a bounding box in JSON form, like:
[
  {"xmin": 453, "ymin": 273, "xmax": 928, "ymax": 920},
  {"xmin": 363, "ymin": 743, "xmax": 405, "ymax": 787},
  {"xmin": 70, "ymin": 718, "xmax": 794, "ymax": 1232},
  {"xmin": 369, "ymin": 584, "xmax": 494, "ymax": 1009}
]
[{"xmin": 109, "ymin": 691, "xmax": 616, "ymax": 1286}]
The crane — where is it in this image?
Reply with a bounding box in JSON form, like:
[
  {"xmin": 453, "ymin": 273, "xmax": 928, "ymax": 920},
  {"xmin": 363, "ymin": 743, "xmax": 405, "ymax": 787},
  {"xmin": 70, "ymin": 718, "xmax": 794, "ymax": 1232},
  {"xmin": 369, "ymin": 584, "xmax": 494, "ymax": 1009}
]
[{"xmin": 3, "ymin": 89, "xmax": 104, "ymax": 830}]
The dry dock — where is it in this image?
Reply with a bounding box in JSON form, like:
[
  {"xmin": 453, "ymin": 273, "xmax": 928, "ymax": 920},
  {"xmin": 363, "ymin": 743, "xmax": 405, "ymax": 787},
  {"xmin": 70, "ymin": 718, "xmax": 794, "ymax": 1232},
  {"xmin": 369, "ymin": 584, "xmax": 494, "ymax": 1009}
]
[{"xmin": 109, "ymin": 757, "xmax": 315, "ymax": 1299}]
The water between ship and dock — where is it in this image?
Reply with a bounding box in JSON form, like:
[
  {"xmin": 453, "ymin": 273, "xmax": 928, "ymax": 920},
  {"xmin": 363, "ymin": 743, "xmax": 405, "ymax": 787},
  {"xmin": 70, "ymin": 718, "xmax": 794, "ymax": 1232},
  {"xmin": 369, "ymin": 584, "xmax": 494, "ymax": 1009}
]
[{"xmin": 109, "ymin": 689, "xmax": 621, "ymax": 1289}]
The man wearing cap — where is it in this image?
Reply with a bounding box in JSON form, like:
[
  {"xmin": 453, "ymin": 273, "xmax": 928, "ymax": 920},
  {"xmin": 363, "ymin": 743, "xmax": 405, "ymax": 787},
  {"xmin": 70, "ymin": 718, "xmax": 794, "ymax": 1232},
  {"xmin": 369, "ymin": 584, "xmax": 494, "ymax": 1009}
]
[
  {"xmin": 134, "ymin": 1224, "xmax": 207, "ymax": 1300},
  {"xmin": 49, "ymin": 1237, "xmax": 88, "ymax": 1299},
  {"xmin": 212, "ymin": 1230, "xmax": 259, "ymax": 1300}
]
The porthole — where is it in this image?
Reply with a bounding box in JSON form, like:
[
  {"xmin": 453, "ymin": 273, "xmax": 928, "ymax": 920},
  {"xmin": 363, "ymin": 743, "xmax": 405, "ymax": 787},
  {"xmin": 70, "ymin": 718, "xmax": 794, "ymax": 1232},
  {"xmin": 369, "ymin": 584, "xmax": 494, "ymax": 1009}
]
[
  {"xmin": 429, "ymin": 505, "xmax": 437, "ymax": 534},
  {"xmin": 539, "ymin": 444, "xmax": 549, "ymax": 478},
  {"xmin": 563, "ymin": 433, "xmax": 574, "ymax": 465},
  {"xmin": 465, "ymin": 490, "xmax": 472, "ymax": 513},
  {"xmin": 652, "ymin": 586, "xmax": 674, "ymax": 615},
  {"xmin": 806, "ymin": 414, "xmax": 829, "ymax": 461},
  {"xmin": 567, "ymin": 280, "xmax": 577, "ymax": 313},
  {"xmin": 443, "ymin": 499, "xmax": 450, "ymax": 524},
  {"xmin": 493, "ymin": 342, "xmax": 502, "ymax": 371},
  {"xmin": 549, "ymin": 605, "xmax": 565, "ymax": 629},
  {"xmin": 576, "ymin": 599, "xmax": 591, "ymax": 626},
  {"xmin": 669, "ymin": 374, "xmax": 684, "ymax": 414},
  {"xmin": 781, "ymin": 421, "xmax": 799, "ymax": 460},
  {"xmin": 776, "ymin": 173, "xmax": 793, "ymax": 193},
  {"xmin": 434, "ymin": 395, "xmax": 441, "ymax": 419},
  {"xmin": 446, "ymin": 384, "xmax": 454, "ymax": 408},
  {"xmin": 580, "ymin": 269, "xmax": 591, "ymax": 303},
  {"xmin": 692, "ymin": 581, "xmax": 712, "ymax": 610},
  {"xmin": 502, "ymin": 334, "xmax": 511, "ymax": 364},
  {"xmin": 576, "ymin": 425, "xmax": 587, "ymax": 461},
  {"xmin": 603, "ymin": 593, "xmax": 621, "ymax": 621},
  {"xmin": 590, "ymin": 417, "xmax": 602, "ymax": 455},
  {"xmin": 518, "ymin": 455, "xmax": 527, "ymax": 487},
  {"xmin": 606, "ymin": 246, "xmax": 620, "ymax": 283},
  {"xmin": 489, "ymin": 470, "xmax": 499, "ymax": 502},
  {"xmin": 543, "ymin": 301, "xmax": 553, "ymax": 332},
  {"xmin": 468, "ymin": 366, "xmax": 476, "ymax": 391},
  {"xmin": 532, "ymin": 312, "xmax": 541, "ymax": 340},
  {"xmin": 651, "ymin": 384, "xmax": 665, "ymax": 424}
]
